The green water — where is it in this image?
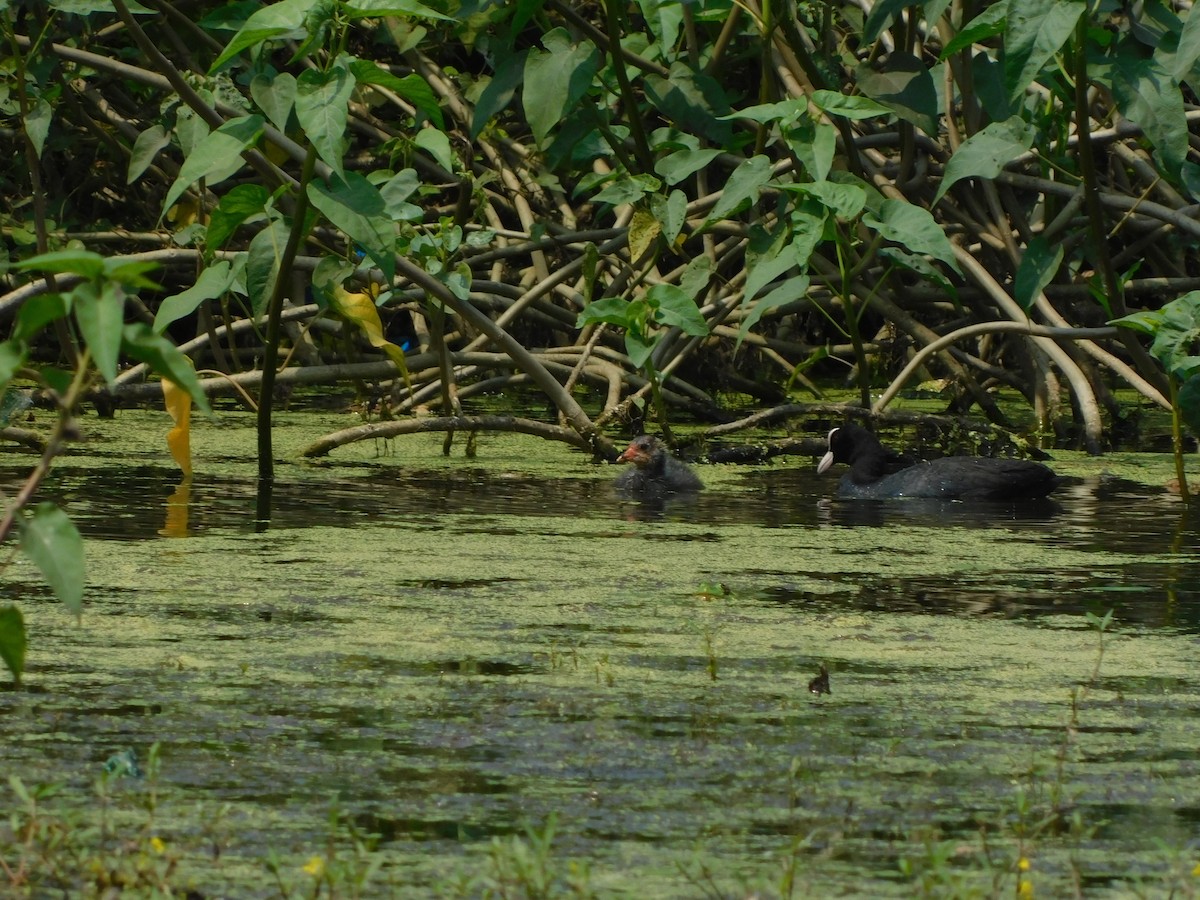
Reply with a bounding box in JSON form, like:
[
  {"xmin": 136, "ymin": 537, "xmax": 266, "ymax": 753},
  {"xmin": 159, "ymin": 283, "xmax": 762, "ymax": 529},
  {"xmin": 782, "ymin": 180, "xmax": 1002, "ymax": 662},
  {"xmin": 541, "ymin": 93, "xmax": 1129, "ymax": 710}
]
[{"xmin": 2, "ymin": 408, "xmax": 1199, "ymax": 897}]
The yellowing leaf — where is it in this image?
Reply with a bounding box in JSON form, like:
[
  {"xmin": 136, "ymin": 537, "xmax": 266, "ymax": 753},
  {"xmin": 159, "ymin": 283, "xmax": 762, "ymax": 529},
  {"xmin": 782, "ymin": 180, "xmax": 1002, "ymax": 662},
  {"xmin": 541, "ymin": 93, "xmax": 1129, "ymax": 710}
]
[
  {"xmin": 162, "ymin": 377, "xmax": 193, "ymax": 477},
  {"xmin": 330, "ymin": 284, "xmax": 411, "ymax": 389}
]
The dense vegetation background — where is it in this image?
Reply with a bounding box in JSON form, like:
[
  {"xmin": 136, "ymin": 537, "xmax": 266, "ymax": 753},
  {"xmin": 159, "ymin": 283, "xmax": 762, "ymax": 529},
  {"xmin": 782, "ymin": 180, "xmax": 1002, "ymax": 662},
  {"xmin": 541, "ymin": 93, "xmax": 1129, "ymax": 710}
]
[{"xmin": 2, "ymin": 0, "xmax": 1200, "ymax": 660}]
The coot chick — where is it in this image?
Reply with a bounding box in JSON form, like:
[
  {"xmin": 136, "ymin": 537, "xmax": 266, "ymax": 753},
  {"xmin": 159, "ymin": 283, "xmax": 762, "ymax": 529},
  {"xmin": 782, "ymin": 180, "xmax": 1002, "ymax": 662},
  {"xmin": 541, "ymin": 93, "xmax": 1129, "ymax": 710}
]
[
  {"xmin": 614, "ymin": 435, "xmax": 703, "ymax": 495},
  {"xmin": 817, "ymin": 423, "xmax": 1056, "ymax": 501}
]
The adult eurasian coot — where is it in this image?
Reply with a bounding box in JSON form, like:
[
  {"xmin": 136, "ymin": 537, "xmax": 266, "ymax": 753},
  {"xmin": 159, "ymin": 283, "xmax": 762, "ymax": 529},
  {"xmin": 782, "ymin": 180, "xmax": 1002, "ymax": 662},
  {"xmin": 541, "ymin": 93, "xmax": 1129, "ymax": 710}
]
[
  {"xmin": 614, "ymin": 435, "xmax": 703, "ymax": 495},
  {"xmin": 817, "ymin": 423, "xmax": 1056, "ymax": 501}
]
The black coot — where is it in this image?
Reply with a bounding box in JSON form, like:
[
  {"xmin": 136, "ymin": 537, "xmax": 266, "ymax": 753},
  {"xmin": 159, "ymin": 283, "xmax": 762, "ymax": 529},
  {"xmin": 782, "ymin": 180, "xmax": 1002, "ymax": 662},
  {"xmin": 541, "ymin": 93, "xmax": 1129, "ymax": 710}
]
[
  {"xmin": 614, "ymin": 435, "xmax": 703, "ymax": 495},
  {"xmin": 817, "ymin": 423, "xmax": 1057, "ymax": 500}
]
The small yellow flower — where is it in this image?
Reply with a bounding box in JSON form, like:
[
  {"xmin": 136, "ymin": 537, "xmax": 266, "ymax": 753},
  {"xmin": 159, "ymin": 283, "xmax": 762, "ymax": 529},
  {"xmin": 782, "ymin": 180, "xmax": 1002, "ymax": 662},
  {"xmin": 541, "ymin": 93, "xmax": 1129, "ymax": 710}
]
[
  {"xmin": 1018, "ymin": 878, "xmax": 1034, "ymax": 898},
  {"xmin": 1018, "ymin": 857, "xmax": 1031, "ymax": 872},
  {"xmin": 302, "ymin": 856, "xmax": 325, "ymax": 878},
  {"xmin": 150, "ymin": 836, "xmax": 166, "ymax": 854},
  {"xmin": 1192, "ymin": 861, "xmax": 1200, "ymax": 877}
]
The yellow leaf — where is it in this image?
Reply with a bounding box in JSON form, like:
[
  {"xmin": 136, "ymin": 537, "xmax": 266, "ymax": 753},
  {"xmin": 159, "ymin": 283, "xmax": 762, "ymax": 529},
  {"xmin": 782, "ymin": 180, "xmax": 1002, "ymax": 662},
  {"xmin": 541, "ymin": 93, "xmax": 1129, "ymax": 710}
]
[
  {"xmin": 628, "ymin": 208, "xmax": 661, "ymax": 263},
  {"xmin": 162, "ymin": 377, "xmax": 193, "ymax": 477},
  {"xmin": 331, "ymin": 284, "xmax": 412, "ymax": 389}
]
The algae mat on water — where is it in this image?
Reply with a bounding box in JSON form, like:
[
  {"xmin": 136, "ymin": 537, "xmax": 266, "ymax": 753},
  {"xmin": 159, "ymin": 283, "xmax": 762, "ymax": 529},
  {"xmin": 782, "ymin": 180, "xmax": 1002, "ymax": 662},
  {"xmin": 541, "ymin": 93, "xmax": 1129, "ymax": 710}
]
[{"xmin": 2, "ymin": 410, "xmax": 1200, "ymax": 895}]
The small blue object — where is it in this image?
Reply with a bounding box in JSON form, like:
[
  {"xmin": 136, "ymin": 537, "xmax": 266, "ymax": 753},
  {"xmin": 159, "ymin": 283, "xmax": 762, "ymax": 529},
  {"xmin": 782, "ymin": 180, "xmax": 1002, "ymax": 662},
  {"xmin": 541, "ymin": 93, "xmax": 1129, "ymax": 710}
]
[{"xmin": 103, "ymin": 748, "xmax": 143, "ymax": 779}]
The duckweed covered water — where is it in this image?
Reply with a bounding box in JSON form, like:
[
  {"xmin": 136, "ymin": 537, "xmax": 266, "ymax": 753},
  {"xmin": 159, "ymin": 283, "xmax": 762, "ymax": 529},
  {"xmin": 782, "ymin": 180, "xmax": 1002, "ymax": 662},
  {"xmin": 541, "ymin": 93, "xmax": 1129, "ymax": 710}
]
[{"xmin": 2, "ymin": 408, "xmax": 1200, "ymax": 896}]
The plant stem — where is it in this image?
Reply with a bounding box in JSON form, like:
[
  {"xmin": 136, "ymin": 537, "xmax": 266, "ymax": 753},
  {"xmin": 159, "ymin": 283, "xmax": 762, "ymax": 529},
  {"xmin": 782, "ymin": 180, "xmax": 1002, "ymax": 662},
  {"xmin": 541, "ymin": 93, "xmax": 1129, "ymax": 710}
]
[
  {"xmin": 256, "ymin": 146, "xmax": 318, "ymax": 511},
  {"xmin": 1168, "ymin": 374, "xmax": 1190, "ymax": 502}
]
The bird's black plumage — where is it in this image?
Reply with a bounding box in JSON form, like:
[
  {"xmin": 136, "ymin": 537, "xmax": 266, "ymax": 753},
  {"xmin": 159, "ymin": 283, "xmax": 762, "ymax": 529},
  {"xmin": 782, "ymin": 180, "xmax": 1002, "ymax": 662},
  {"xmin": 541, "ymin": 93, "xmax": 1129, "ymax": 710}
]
[{"xmin": 817, "ymin": 423, "xmax": 1056, "ymax": 501}]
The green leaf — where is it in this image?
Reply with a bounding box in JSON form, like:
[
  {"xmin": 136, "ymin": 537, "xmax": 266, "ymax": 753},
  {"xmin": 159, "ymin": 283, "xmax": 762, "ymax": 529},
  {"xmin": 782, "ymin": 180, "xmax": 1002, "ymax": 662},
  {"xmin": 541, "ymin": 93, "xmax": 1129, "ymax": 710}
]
[
  {"xmin": 810, "ymin": 90, "xmax": 893, "ymax": 120},
  {"xmin": 127, "ymin": 124, "xmax": 170, "ymax": 184},
  {"xmin": 651, "ymin": 189, "xmax": 688, "ymax": 246},
  {"xmin": 206, "ymin": 183, "xmax": 272, "ymax": 253},
  {"xmin": 788, "ymin": 119, "xmax": 837, "ymax": 182},
  {"xmin": 576, "ymin": 297, "xmax": 634, "ymax": 329},
  {"xmin": 250, "ymin": 71, "xmax": 297, "ymax": 133},
  {"xmin": 1171, "ymin": 3, "xmax": 1200, "ymax": 82},
  {"xmin": 941, "ymin": 4, "xmax": 1007, "ymax": 59},
  {"xmin": 295, "ymin": 63, "xmax": 354, "ymax": 177},
  {"xmin": 14, "ymin": 295, "xmax": 67, "ymax": 343},
  {"xmin": 155, "ymin": 261, "xmax": 239, "ymax": 333},
  {"xmin": 738, "ymin": 275, "xmax": 809, "ymax": 347},
  {"xmin": 24, "ymin": 96, "xmax": 52, "ymax": 159},
  {"xmin": 343, "ymin": 0, "xmax": 453, "ymax": 19},
  {"xmin": 647, "ymin": 283, "xmax": 707, "ymax": 336},
  {"xmin": 785, "ymin": 180, "xmax": 868, "ymax": 220},
  {"xmin": 745, "ymin": 245, "xmax": 800, "ymax": 306},
  {"xmin": 625, "ymin": 329, "xmax": 657, "ymax": 370},
  {"xmin": 701, "ymin": 154, "xmax": 772, "ymax": 227},
  {"xmin": 855, "ymin": 52, "xmax": 939, "ymax": 135},
  {"xmin": 1004, "ymin": 0, "xmax": 1086, "ymax": 103},
  {"xmin": 73, "ymin": 281, "xmax": 126, "ymax": 386},
  {"xmin": 644, "ymin": 62, "xmax": 734, "ymax": 146},
  {"xmin": 655, "ymin": 148, "xmax": 721, "ymax": 186},
  {"xmin": 591, "ymin": 175, "xmax": 661, "ymax": 206},
  {"xmin": 863, "ymin": 0, "xmax": 909, "ymax": 44},
  {"xmin": 863, "ymin": 199, "xmax": 960, "ymax": 272},
  {"xmin": 244, "ymin": 219, "xmax": 291, "ymax": 317},
  {"xmin": 14, "ymin": 249, "xmax": 104, "ymax": 279},
  {"xmin": 1110, "ymin": 50, "xmax": 1188, "ymax": 179},
  {"xmin": 121, "ymin": 323, "xmax": 213, "ymax": 415},
  {"xmin": 162, "ymin": 115, "xmax": 265, "ymax": 216},
  {"xmin": 1013, "ymin": 236, "xmax": 1064, "ymax": 312},
  {"xmin": 306, "ymin": 173, "xmax": 396, "ymax": 281},
  {"xmin": 210, "ymin": 0, "xmax": 316, "ymax": 72},
  {"xmin": 523, "ymin": 28, "xmax": 601, "ymax": 144},
  {"xmin": 471, "ymin": 51, "xmax": 526, "ymax": 139},
  {"xmin": 719, "ymin": 98, "xmax": 809, "ymax": 124},
  {"xmin": 934, "ymin": 115, "xmax": 1034, "ymax": 203},
  {"xmin": 0, "ymin": 606, "xmax": 26, "ymax": 684},
  {"xmin": 20, "ymin": 503, "xmax": 85, "ymax": 616},
  {"xmin": 413, "ymin": 127, "xmax": 454, "ymax": 173},
  {"xmin": 348, "ymin": 60, "xmax": 444, "ymax": 129},
  {"xmin": 0, "ymin": 341, "xmax": 26, "ymax": 391},
  {"xmin": 1178, "ymin": 372, "xmax": 1200, "ymax": 435}
]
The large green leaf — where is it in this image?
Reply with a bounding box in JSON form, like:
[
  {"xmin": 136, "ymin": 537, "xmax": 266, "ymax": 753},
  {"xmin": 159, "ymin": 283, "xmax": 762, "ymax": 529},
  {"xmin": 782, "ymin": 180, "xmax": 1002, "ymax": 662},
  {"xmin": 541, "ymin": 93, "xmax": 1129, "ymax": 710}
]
[
  {"xmin": 206, "ymin": 183, "xmax": 272, "ymax": 253},
  {"xmin": 647, "ymin": 283, "xmax": 707, "ymax": 336},
  {"xmin": 1013, "ymin": 236, "xmax": 1064, "ymax": 312},
  {"xmin": 14, "ymin": 249, "xmax": 105, "ymax": 279},
  {"xmin": 251, "ymin": 71, "xmax": 297, "ymax": 133},
  {"xmin": 73, "ymin": 281, "xmax": 126, "ymax": 386},
  {"xmin": 1004, "ymin": 0, "xmax": 1086, "ymax": 103},
  {"xmin": 855, "ymin": 52, "xmax": 939, "ymax": 135},
  {"xmin": 127, "ymin": 124, "xmax": 170, "ymax": 184},
  {"xmin": 738, "ymin": 275, "xmax": 809, "ymax": 347},
  {"xmin": 701, "ymin": 155, "xmax": 772, "ymax": 227},
  {"xmin": 863, "ymin": 199, "xmax": 960, "ymax": 272},
  {"xmin": 0, "ymin": 605, "xmax": 25, "ymax": 684},
  {"xmin": 1178, "ymin": 372, "xmax": 1200, "ymax": 436},
  {"xmin": 343, "ymin": 0, "xmax": 453, "ymax": 19},
  {"xmin": 471, "ymin": 51, "xmax": 527, "ymax": 139},
  {"xmin": 644, "ymin": 62, "xmax": 733, "ymax": 146},
  {"xmin": 934, "ymin": 116, "xmax": 1034, "ymax": 203},
  {"xmin": 210, "ymin": 0, "xmax": 316, "ymax": 72},
  {"xmin": 295, "ymin": 63, "xmax": 355, "ymax": 177},
  {"xmin": 655, "ymin": 148, "xmax": 721, "ymax": 186},
  {"xmin": 245, "ymin": 218, "xmax": 291, "ymax": 317},
  {"xmin": 523, "ymin": 28, "xmax": 601, "ymax": 144},
  {"xmin": 122, "ymin": 323, "xmax": 213, "ymax": 414},
  {"xmin": 13, "ymin": 295, "xmax": 68, "ymax": 343},
  {"xmin": 1110, "ymin": 48, "xmax": 1188, "ymax": 179},
  {"xmin": 162, "ymin": 115, "xmax": 265, "ymax": 216},
  {"xmin": 810, "ymin": 90, "xmax": 893, "ymax": 120},
  {"xmin": 306, "ymin": 173, "xmax": 396, "ymax": 281},
  {"xmin": 155, "ymin": 260, "xmax": 240, "ymax": 333},
  {"xmin": 348, "ymin": 59, "xmax": 444, "ymax": 129},
  {"xmin": 941, "ymin": 4, "xmax": 1007, "ymax": 59},
  {"xmin": 20, "ymin": 503, "xmax": 85, "ymax": 616}
]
